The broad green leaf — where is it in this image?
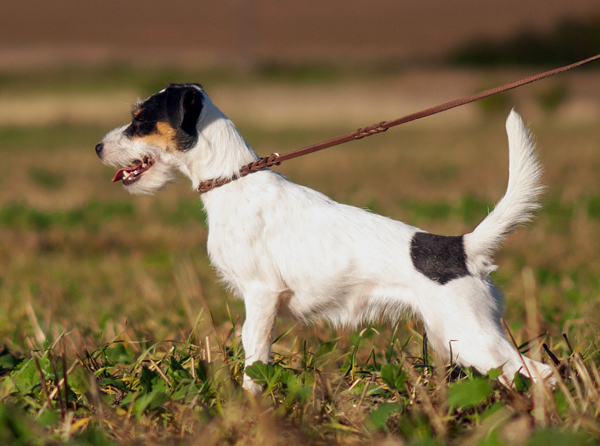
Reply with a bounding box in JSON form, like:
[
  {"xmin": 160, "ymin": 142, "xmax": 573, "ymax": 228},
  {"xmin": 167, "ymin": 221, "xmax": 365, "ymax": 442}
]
[
  {"xmin": 139, "ymin": 365, "xmax": 157, "ymax": 393},
  {"xmin": 381, "ymin": 363, "xmax": 407, "ymax": 391},
  {"xmin": 0, "ymin": 403, "xmax": 40, "ymax": 444},
  {"xmin": 120, "ymin": 391, "xmax": 138, "ymax": 407},
  {"xmin": 168, "ymin": 356, "xmax": 192, "ymax": 385},
  {"xmin": 315, "ymin": 341, "xmax": 336, "ymax": 358},
  {"xmin": 369, "ymin": 403, "xmax": 402, "ymax": 430},
  {"xmin": 99, "ymin": 377, "xmax": 126, "ymax": 390},
  {"xmin": 299, "ymin": 371, "xmax": 314, "ymax": 387},
  {"xmin": 447, "ymin": 377, "xmax": 493, "ymax": 408},
  {"xmin": 513, "ymin": 372, "xmax": 531, "ymax": 392},
  {"xmin": 479, "ymin": 402, "xmax": 504, "ymax": 420},
  {"xmin": 0, "ymin": 350, "xmax": 23, "ymax": 371},
  {"xmin": 195, "ymin": 360, "xmax": 209, "ymax": 382},
  {"xmin": 553, "ymin": 388, "xmax": 568, "ymax": 416},
  {"xmin": 68, "ymin": 365, "xmax": 91, "ymax": 396},
  {"xmin": 527, "ymin": 429, "xmax": 590, "ymax": 446},
  {"xmin": 477, "ymin": 429, "xmax": 505, "ymax": 446},
  {"xmin": 37, "ymin": 409, "xmax": 59, "ymax": 427},
  {"xmin": 280, "ymin": 369, "xmax": 298, "ymax": 389},
  {"xmin": 149, "ymin": 390, "xmax": 170, "ymax": 410},
  {"xmin": 103, "ymin": 343, "xmax": 132, "ymax": 364},
  {"xmin": 74, "ymin": 426, "xmax": 117, "ymax": 446},
  {"xmin": 244, "ymin": 362, "xmax": 280, "ymax": 387},
  {"xmin": 12, "ymin": 357, "xmax": 51, "ymax": 394},
  {"xmin": 486, "ymin": 366, "xmax": 503, "ymax": 380},
  {"xmin": 134, "ymin": 389, "xmax": 170, "ymax": 415}
]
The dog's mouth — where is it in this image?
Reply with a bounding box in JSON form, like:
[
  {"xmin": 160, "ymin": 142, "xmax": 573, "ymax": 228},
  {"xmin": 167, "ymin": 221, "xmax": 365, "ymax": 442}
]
[{"xmin": 112, "ymin": 155, "xmax": 155, "ymax": 185}]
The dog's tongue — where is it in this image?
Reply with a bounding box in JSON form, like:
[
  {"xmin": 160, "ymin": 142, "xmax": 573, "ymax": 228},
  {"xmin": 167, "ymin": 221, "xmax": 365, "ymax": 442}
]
[{"xmin": 112, "ymin": 160, "xmax": 143, "ymax": 183}]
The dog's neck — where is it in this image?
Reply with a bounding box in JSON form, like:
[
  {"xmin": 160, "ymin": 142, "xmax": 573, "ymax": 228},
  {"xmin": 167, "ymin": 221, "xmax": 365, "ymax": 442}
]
[{"xmin": 177, "ymin": 95, "xmax": 259, "ymax": 189}]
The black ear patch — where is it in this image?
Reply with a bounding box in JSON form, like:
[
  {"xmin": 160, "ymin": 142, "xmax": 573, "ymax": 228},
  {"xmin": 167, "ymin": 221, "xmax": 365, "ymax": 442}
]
[
  {"xmin": 165, "ymin": 84, "xmax": 204, "ymax": 149},
  {"xmin": 166, "ymin": 85, "xmax": 203, "ymax": 135},
  {"xmin": 410, "ymin": 232, "xmax": 469, "ymax": 285}
]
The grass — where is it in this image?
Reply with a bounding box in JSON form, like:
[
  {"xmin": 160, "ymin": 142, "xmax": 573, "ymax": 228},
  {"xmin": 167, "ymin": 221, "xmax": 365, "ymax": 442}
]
[
  {"xmin": 1, "ymin": 314, "xmax": 599, "ymax": 445},
  {"xmin": 0, "ymin": 62, "xmax": 407, "ymax": 98},
  {"xmin": 1, "ymin": 67, "xmax": 600, "ymax": 444}
]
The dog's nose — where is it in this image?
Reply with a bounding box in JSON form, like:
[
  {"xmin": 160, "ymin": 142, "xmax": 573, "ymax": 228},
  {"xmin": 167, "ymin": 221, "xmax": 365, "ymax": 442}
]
[{"xmin": 95, "ymin": 143, "xmax": 104, "ymax": 157}]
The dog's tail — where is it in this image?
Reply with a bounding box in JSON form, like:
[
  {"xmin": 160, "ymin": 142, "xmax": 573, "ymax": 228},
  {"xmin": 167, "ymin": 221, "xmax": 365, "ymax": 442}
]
[{"xmin": 463, "ymin": 110, "xmax": 543, "ymax": 277}]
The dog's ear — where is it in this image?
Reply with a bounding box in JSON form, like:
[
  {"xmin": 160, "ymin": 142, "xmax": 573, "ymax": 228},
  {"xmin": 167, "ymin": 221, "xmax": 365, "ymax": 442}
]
[{"xmin": 166, "ymin": 86, "xmax": 203, "ymax": 137}]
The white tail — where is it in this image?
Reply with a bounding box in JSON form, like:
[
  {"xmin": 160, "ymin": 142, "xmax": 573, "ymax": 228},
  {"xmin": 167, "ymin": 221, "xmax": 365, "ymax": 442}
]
[{"xmin": 463, "ymin": 110, "xmax": 543, "ymax": 277}]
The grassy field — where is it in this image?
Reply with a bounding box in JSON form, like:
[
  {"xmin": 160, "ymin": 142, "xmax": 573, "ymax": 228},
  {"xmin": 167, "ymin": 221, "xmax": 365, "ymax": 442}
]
[{"xmin": 0, "ymin": 66, "xmax": 600, "ymax": 445}]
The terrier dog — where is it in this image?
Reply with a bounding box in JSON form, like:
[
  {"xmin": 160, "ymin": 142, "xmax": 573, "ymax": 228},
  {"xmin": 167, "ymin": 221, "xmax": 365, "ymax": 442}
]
[{"xmin": 96, "ymin": 83, "xmax": 553, "ymax": 393}]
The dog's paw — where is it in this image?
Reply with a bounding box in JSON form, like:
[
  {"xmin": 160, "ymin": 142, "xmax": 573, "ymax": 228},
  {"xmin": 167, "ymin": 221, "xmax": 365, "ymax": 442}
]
[
  {"xmin": 530, "ymin": 361, "xmax": 556, "ymax": 387},
  {"xmin": 499, "ymin": 360, "xmax": 556, "ymax": 388},
  {"xmin": 242, "ymin": 375, "xmax": 264, "ymax": 396}
]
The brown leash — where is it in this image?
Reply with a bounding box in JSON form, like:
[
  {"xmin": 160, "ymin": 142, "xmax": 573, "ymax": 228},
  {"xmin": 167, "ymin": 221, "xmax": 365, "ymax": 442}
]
[{"xmin": 198, "ymin": 54, "xmax": 600, "ymax": 194}]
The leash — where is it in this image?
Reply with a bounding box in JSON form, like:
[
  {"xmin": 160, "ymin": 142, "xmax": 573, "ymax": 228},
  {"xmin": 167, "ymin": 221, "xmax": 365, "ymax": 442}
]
[{"xmin": 198, "ymin": 54, "xmax": 600, "ymax": 194}]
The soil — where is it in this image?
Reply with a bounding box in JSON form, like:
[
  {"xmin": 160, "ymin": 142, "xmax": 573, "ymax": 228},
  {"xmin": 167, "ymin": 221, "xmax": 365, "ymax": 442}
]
[{"xmin": 1, "ymin": 0, "xmax": 599, "ymax": 68}]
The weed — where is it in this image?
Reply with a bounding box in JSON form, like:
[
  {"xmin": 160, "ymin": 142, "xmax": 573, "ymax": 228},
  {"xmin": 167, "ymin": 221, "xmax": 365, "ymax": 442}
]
[
  {"xmin": 1, "ymin": 298, "xmax": 599, "ymax": 446},
  {"xmin": 1, "ymin": 69, "xmax": 600, "ymax": 445}
]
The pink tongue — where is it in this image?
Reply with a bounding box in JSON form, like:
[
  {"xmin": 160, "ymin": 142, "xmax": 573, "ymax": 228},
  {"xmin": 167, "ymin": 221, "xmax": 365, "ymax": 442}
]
[{"xmin": 112, "ymin": 160, "xmax": 143, "ymax": 183}]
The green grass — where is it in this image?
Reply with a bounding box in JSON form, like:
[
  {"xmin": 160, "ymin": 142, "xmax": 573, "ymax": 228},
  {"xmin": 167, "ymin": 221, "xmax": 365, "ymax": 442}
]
[
  {"xmin": 0, "ymin": 318, "xmax": 598, "ymax": 445},
  {"xmin": 0, "ymin": 62, "xmax": 407, "ymax": 98},
  {"xmin": 1, "ymin": 67, "xmax": 600, "ymax": 444},
  {"xmin": 0, "ymin": 125, "xmax": 106, "ymax": 152},
  {"xmin": 0, "ymin": 201, "xmax": 208, "ymax": 232}
]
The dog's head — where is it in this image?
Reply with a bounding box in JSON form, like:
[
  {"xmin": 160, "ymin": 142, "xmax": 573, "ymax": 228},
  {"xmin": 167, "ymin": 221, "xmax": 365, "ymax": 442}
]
[{"xmin": 95, "ymin": 83, "xmax": 205, "ymax": 194}]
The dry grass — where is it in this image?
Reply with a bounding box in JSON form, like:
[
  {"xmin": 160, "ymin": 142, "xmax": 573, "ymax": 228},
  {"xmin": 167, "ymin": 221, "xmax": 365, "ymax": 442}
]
[{"xmin": 0, "ymin": 67, "xmax": 600, "ymax": 444}]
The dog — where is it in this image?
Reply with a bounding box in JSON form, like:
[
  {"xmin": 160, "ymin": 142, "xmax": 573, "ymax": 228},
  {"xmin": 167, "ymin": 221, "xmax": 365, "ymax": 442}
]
[{"xmin": 95, "ymin": 83, "xmax": 553, "ymax": 394}]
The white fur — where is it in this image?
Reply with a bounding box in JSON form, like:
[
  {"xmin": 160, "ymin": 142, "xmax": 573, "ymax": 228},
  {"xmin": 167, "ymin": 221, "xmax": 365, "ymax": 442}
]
[
  {"xmin": 99, "ymin": 125, "xmax": 178, "ymax": 195},
  {"xmin": 99, "ymin": 88, "xmax": 553, "ymax": 394}
]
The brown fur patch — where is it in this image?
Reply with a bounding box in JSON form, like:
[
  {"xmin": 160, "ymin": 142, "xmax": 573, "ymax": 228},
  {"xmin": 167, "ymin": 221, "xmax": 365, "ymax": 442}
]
[
  {"xmin": 131, "ymin": 121, "xmax": 178, "ymax": 152},
  {"xmin": 156, "ymin": 122, "xmax": 177, "ymax": 141}
]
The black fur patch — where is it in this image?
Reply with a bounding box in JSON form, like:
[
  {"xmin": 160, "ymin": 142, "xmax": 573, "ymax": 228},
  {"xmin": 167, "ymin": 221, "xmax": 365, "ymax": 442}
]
[
  {"xmin": 125, "ymin": 83, "xmax": 204, "ymax": 151},
  {"xmin": 410, "ymin": 232, "xmax": 469, "ymax": 285}
]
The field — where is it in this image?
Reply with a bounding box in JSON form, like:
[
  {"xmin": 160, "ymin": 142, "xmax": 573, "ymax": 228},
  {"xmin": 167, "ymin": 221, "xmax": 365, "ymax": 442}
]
[{"xmin": 1, "ymin": 65, "xmax": 600, "ymax": 445}]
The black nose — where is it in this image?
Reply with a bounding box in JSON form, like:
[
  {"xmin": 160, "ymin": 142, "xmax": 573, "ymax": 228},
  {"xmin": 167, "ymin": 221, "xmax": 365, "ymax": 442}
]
[{"xmin": 95, "ymin": 143, "xmax": 104, "ymax": 157}]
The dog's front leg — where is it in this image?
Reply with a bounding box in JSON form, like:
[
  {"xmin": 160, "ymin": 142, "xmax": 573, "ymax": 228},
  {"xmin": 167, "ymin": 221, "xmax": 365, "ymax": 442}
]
[{"xmin": 240, "ymin": 285, "xmax": 279, "ymax": 395}]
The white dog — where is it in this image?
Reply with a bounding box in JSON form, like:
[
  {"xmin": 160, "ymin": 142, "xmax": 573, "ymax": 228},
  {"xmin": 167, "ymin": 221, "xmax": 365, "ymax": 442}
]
[{"xmin": 96, "ymin": 83, "xmax": 553, "ymax": 393}]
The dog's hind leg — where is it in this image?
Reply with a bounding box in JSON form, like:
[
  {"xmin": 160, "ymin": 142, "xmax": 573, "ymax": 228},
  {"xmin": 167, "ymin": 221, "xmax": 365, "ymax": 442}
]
[
  {"xmin": 418, "ymin": 278, "xmax": 554, "ymax": 385},
  {"xmin": 240, "ymin": 284, "xmax": 279, "ymax": 394}
]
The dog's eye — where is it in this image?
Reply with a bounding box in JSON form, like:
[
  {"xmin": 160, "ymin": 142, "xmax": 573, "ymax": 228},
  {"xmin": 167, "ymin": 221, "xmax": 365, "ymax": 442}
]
[{"xmin": 125, "ymin": 118, "xmax": 156, "ymax": 137}]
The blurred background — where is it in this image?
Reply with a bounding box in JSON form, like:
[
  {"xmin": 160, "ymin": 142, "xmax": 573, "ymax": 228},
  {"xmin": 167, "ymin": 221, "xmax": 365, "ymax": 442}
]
[{"xmin": 1, "ymin": 0, "xmax": 600, "ymax": 352}]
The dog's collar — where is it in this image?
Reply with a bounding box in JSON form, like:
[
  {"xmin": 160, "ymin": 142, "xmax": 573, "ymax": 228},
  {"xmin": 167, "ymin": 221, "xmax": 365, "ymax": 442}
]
[{"xmin": 197, "ymin": 152, "xmax": 281, "ymax": 193}]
